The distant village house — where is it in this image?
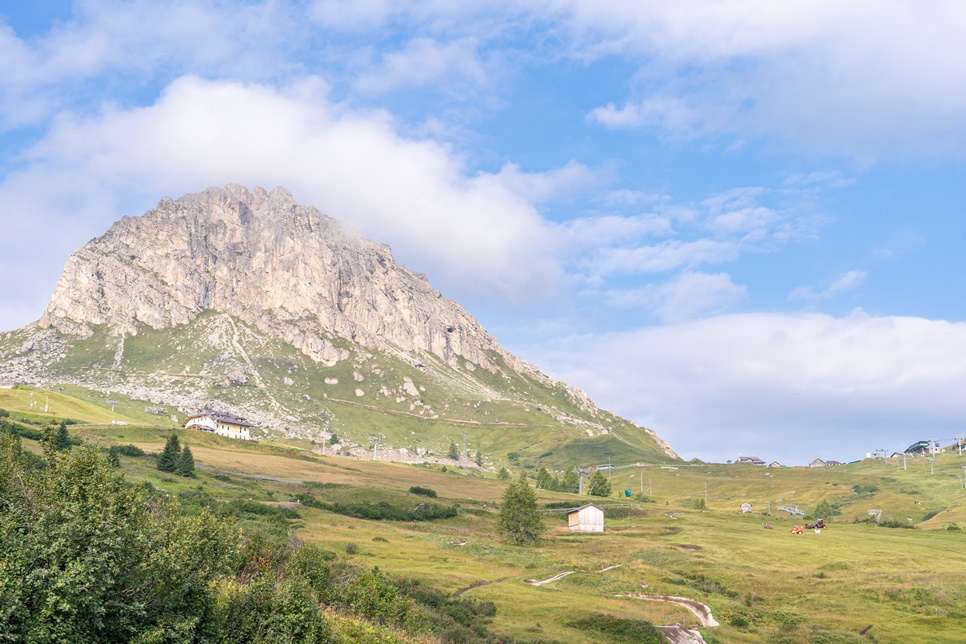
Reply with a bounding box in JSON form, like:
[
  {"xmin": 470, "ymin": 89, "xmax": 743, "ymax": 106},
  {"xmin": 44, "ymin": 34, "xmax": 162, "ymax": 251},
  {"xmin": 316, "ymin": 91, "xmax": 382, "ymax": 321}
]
[
  {"xmin": 567, "ymin": 504, "xmax": 604, "ymax": 533},
  {"xmin": 183, "ymin": 410, "xmax": 254, "ymax": 441},
  {"xmin": 809, "ymin": 458, "xmax": 827, "ymax": 468},
  {"xmin": 735, "ymin": 455, "xmax": 765, "ymax": 465}
]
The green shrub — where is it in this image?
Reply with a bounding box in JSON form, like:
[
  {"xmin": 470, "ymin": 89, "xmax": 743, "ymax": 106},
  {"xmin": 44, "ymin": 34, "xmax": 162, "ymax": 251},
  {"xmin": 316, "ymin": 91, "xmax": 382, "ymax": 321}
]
[
  {"xmin": 566, "ymin": 614, "xmax": 663, "ymax": 642},
  {"xmin": 409, "ymin": 485, "xmax": 437, "ymax": 498},
  {"xmin": 323, "ymin": 500, "xmax": 457, "ymax": 522},
  {"xmin": 114, "ymin": 444, "xmax": 145, "ymax": 457}
]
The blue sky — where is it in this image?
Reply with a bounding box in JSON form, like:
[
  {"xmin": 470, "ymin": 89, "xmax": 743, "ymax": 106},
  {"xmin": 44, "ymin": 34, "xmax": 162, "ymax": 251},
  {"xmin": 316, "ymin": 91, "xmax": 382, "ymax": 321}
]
[{"xmin": 2, "ymin": 1, "xmax": 966, "ymax": 464}]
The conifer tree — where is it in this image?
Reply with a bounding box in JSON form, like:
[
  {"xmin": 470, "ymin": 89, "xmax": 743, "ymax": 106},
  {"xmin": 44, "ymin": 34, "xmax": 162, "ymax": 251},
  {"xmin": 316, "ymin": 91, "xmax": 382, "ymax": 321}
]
[
  {"xmin": 157, "ymin": 434, "xmax": 181, "ymax": 473},
  {"xmin": 53, "ymin": 421, "xmax": 71, "ymax": 452},
  {"xmin": 474, "ymin": 450, "xmax": 482, "ymax": 466},
  {"xmin": 588, "ymin": 470, "xmax": 612, "ymax": 497},
  {"xmin": 562, "ymin": 465, "xmax": 580, "ymax": 493},
  {"xmin": 448, "ymin": 441, "xmax": 459, "ymax": 461},
  {"xmin": 497, "ymin": 466, "xmax": 511, "ymax": 480},
  {"xmin": 176, "ymin": 445, "xmax": 196, "ymax": 478},
  {"xmin": 497, "ymin": 473, "xmax": 544, "ymax": 545}
]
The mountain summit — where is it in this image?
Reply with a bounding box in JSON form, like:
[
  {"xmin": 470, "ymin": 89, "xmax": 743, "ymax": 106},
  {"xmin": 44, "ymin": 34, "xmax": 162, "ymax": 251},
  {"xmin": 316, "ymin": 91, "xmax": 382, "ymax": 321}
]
[{"xmin": 2, "ymin": 186, "xmax": 677, "ymax": 466}]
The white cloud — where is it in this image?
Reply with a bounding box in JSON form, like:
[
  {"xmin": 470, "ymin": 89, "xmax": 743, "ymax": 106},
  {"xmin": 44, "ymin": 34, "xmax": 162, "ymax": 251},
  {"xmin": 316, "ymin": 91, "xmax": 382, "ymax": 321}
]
[
  {"xmin": 604, "ymin": 271, "xmax": 746, "ymax": 322},
  {"xmin": 789, "ymin": 270, "xmax": 867, "ymax": 304},
  {"xmin": 354, "ymin": 38, "xmax": 489, "ymax": 94},
  {"xmin": 561, "ymin": 213, "xmax": 673, "ymax": 250},
  {"xmin": 588, "ymin": 238, "xmax": 740, "ymax": 276},
  {"xmin": 521, "ymin": 311, "xmax": 966, "ymax": 464},
  {"xmin": 570, "ymin": 0, "xmax": 966, "ymax": 159},
  {"xmin": 0, "ymin": 75, "xmax": 571, "ymax": 330}
]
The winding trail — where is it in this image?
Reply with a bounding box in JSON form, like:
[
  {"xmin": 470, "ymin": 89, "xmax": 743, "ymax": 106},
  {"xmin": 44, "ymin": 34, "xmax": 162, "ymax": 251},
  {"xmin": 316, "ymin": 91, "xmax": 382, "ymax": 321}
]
[
  {"xmin": 524, "ymin": 570, "xmax": 575, "ymax": 586},
  {"xmin": 617, "ymin": 594, "xmax": 719, "ymax": 644},
  {"xmin": 617, "ymin": 594, "xmax": 719, "ymax": 627},
  {"xmin": 451, "ymin": 577, "xmax": 508, "ymax": 598}
]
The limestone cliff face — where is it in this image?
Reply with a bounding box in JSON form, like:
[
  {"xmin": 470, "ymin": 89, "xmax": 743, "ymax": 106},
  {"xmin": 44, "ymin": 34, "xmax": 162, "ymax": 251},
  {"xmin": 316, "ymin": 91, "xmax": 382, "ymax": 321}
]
[{"xmin": 41, "ymin": 185, "xmax": 536, "ymax": 377}]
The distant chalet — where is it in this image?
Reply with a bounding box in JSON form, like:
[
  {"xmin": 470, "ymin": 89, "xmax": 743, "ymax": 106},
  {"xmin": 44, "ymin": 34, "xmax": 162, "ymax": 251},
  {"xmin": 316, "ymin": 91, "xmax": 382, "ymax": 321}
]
[
  {"xmin": 183, "ymin": 410, "xmax": 254, "ymax": 441},
  {"xmin": 734, "ymin": 455, "xmax": 765, "ymax": 465}
]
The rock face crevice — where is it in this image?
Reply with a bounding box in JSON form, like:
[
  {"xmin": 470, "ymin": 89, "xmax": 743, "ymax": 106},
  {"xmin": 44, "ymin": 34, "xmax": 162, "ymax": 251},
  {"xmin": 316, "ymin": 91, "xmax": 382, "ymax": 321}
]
[{"xmin": 42, "ymin": 185, "xmax": 523, "ymax": 375}]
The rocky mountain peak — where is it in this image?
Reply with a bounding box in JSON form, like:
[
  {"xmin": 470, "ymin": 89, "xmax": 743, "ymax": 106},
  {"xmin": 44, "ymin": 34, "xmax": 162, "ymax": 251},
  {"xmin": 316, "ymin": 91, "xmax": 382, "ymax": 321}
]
[{"xmin": 40, "ymin": 185, "xmax": 530, "ymax": 375}]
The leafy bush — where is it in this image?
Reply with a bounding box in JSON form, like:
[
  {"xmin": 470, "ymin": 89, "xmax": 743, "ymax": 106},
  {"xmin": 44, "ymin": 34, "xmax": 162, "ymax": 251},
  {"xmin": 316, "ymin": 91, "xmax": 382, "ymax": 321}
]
[
  {"xmin": 566, "ymin": 614, "xmax": 663, "ymax": 643},
  {"xmin": 813, "ymin": 499, "xmax": 836, "ymax": 518},
  {"xmin": 0, "ymin": 431, "xmax": 236, "ymax": 641},
  {"xmin": 345, "ymin": 543, "xmax": 358, "ymax": 555},
  {"xmin": 324, "ymin": 500, "xmax": 457, "ymax": 522},
  {"xmin": 114, "ymin": 444, "xmax": 145, "ymax": 457},
  {"xmin": 409, "ymin": 485, "xmax": 437, "ymax": 498}
]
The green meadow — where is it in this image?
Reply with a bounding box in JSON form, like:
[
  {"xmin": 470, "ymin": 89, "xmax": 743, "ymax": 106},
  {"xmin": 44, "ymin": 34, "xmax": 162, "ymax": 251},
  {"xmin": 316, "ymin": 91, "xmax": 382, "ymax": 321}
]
[{"xmin": 6, "ymin": 388, "xmax": 966, "ymax": 642}]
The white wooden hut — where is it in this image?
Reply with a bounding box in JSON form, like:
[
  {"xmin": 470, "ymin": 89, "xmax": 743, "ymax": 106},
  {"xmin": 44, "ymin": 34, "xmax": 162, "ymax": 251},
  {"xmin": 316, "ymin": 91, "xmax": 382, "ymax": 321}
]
[{"xmin": 567, "ymin": 504, "xmax": 604, "ymax": 533}]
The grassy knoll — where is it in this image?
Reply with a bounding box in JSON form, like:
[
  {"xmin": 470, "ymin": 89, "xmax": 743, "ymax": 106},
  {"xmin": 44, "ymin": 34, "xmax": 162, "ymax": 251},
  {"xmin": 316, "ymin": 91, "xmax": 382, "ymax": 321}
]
[
  {"xmin": 63, "ymin": 421, "xmax": 966, "ymax": 643},
  {"xmin": 0, "ymin": 385, "xmax": 144, "ymax": 425}
]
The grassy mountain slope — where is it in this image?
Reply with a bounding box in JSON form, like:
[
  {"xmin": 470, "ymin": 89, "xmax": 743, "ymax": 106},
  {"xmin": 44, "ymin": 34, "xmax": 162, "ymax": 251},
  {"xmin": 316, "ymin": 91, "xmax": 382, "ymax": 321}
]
[{"xmin": 1, "ymin": 310, "xmax": 673, "ymax": 469}]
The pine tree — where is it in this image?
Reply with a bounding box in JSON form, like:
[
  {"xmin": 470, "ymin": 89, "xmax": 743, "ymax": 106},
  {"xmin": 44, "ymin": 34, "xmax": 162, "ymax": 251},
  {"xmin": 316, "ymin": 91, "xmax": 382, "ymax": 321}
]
[
  {"xmin": 474, "ymin": 450, "xmax": 482, "ymax": 466},
  {"xmin": 53, "ymin": 421, "xmax": 71, "ymax": 452},
  {"xmin": 107, "ymin": 446, "xmax": 121, "ymax": 468},
  {"xmin": 588, "ymin": 470, "xmax": 612, "ymax": 497},
  {"xmin": 497, "ymin": 466, "xmax": 511, "ymax": 480},
  {"xmin": 176, "ymin": 445, "xmax": 196, "ymax": 478},
  {"xmin": 448, "ymin": 441, "xmax": 459, "ymax": 461},
  {"xmin": 157, "ymin": 434, "xmax": 181, "ymax": 473},
  {"xmin": 535, "ymin": 467, "xmax": 552, "ymax": 490},
  {"xmin": 562, "ymin": 466, "xmax": 580, "ymax": 493},
  {"xmin": 497, "ymin": 473, "xmax": 544, "ymax": 545}
]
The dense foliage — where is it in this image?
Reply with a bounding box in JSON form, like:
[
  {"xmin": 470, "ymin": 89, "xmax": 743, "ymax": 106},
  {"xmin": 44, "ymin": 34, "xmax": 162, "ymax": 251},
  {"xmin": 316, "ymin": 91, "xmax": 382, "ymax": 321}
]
[
  {"xmin": 0, "ymin": 429, "xmax": 235, "ymax": 642},
  {"xmin": 0, "ymin": 427, "xmax": 507, "ymax": 642}
]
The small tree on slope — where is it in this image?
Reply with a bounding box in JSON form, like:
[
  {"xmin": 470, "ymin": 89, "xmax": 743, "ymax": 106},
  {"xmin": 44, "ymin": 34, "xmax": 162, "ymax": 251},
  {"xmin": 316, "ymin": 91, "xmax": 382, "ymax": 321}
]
[
  {"xmin": 176, "ymin": 445, "xmax": 196, "ymax": 478},
  {"xmin": 588, "ymin": 470, "xmax": 612, "ymax": 497},
  {"xmin": 157, "ymin": 434, "xmax": 181, "ymax": 473},
  {"xmin": 498, "ymin": 473, "xmax": 544, "ymax": 545}
]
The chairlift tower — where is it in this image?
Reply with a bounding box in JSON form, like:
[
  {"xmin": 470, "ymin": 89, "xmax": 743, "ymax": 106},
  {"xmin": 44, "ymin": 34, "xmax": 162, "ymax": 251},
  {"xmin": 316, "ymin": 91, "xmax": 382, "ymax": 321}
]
[
  {"xmin": 370, "ymin": 435, "xmax": 381, "ymax": 461},
  {"xmin": 577, "ymin": 467, "xmax": 588, "ymax": 495}
]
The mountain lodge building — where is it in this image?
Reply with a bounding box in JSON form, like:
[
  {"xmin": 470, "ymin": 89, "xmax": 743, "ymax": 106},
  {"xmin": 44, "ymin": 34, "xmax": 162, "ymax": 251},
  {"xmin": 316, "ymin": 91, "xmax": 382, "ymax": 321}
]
[{"xmin": 183, "ymin": 410, "xmax": 254, "ymax": 440}]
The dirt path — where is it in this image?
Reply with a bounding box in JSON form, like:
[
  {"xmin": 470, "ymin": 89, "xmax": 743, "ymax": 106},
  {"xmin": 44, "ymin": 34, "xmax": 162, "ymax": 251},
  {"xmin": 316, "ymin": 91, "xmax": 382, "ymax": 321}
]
[
  {"xmin": 451, "ymin": 577, "xmax": 508, "ymax": 598},
  {"xmin": 618, "ymin": 594, "xmax": 719, "ymax": 627},
  {"xmin": 524, "ymin": 570, "xmax": 574, "ymax": 586},
  {"xmin": 657, "ymin": 624, "xmax": 708, "ymax": 644}
]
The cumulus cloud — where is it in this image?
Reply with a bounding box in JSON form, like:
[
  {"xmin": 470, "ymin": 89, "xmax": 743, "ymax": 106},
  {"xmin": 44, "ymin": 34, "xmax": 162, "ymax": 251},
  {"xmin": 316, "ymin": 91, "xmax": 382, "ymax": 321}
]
[
  {"xmin": 0, "ymin": 75, "xmax": 572, "ymax": 330},
  {"xmin": 0, "ymin": 1, "xmax": 306, "ymax": 130},
  {"xmin": 570, "ymin": 0, "xmax": 966, "ymax": 159},
  {"xmin": 604, "ymin": 272, "xmax": 747, "ymax": 322},
  {"xmin": 521, "ymin": 311, "xmax": 966, "ymax": 464}
]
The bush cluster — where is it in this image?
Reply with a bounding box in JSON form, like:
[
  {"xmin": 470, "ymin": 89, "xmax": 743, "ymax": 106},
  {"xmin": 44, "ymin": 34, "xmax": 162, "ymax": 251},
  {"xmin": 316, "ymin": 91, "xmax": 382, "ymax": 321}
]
[
  {"xmin": 409, "ymin": 485, "xmax": 438, "ymax": 498},
  {"xmin": 0, "ymin": 426, "xmax": 506, "ymax": 642}
]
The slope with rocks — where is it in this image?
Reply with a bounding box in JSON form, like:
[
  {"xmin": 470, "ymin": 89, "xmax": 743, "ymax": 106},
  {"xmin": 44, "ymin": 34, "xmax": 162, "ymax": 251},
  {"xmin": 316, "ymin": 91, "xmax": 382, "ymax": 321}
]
[{"xmin": 0, "ymin": 185, "xmax": 677, "ymax": 467}]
